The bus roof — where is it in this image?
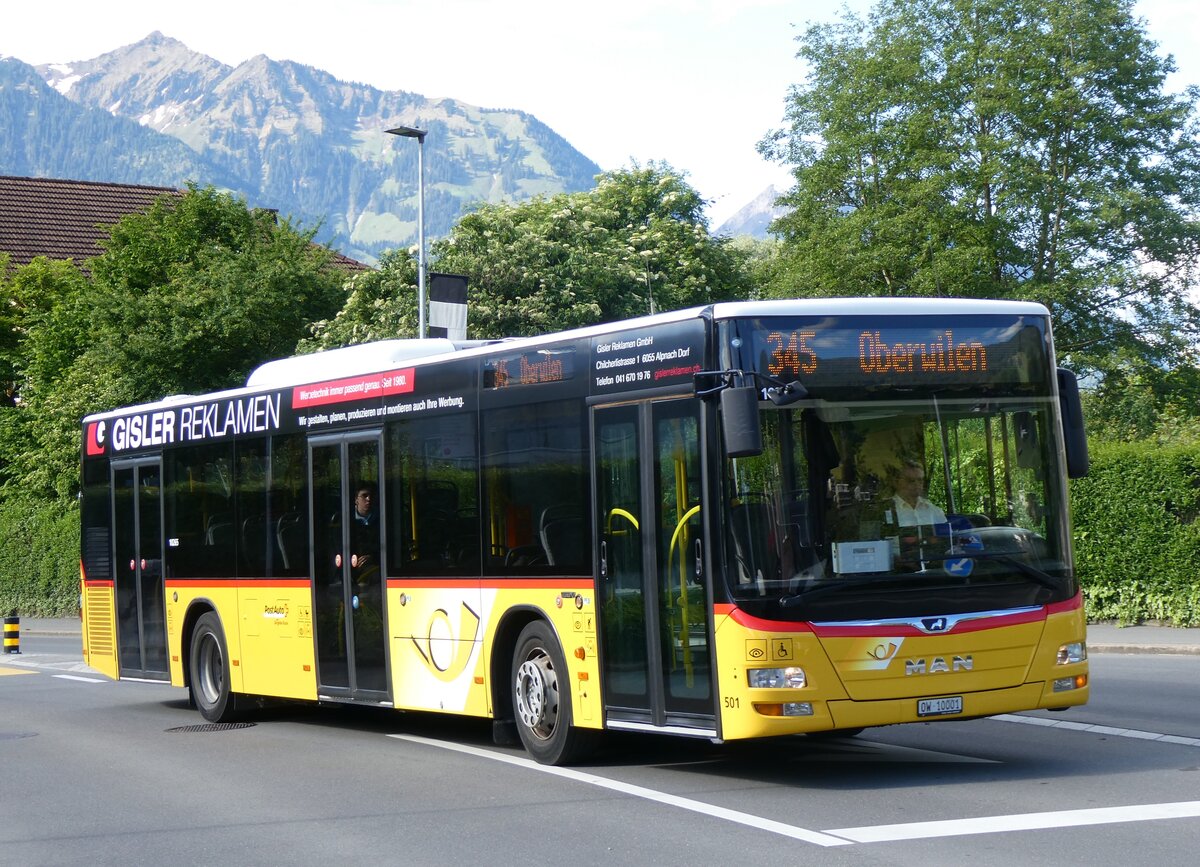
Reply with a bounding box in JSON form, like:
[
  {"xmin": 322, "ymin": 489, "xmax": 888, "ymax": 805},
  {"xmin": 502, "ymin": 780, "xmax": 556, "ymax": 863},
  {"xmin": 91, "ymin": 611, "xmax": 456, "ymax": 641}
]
[
  {"xmin": 81, "ymin": 297, "xmax": 1051, "ymax": 422},
  {"xmin": 710, "ymin": 297, "xmax": 1050, "ymax": 319}
]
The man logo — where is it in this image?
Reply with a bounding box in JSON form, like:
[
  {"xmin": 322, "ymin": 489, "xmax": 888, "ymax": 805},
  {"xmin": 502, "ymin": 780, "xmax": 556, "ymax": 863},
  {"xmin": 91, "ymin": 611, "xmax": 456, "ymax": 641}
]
[
  {"xmin": 921, "ymin": 617, "xmax": 950, "ymax": 633},
  {"xmin": 906, "ymin": 655, "xmax": 973, "ymax": 675}
]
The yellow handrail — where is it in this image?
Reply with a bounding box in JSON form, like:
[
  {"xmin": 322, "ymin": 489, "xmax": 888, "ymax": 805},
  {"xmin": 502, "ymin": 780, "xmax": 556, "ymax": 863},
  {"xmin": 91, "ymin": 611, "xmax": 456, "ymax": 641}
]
[
  {"xmin": 667, "ymin": 504, "xmax": 701, "ymax": 686},
  {"xmin": 606, "ymin": 507, "xmax": 639, "ymax": 534}
]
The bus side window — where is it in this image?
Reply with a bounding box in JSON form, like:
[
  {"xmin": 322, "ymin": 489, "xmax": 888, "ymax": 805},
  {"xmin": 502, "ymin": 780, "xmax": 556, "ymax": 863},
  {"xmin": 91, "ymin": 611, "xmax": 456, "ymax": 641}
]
[
  {"xmin": 165, "ymin": 442, "xmax": 235, "ymax": 579},
  {"xmin": 268, "ymin": 433, "xmax": 308, "ymax": 577},
  {"xmin": 386, "ymin": 413, "xmax": 480, "ymax": 576},
  {"xmin": 482, "ymin": 400, "xmax": 590, "ymax": 576}
]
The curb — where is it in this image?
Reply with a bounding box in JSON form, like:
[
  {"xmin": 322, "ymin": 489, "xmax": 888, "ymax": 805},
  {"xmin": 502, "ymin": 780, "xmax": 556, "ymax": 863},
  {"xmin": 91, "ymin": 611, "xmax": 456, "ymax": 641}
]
[{"xmin": 1088, "ymin": 643, "xmax": 1200, "ymax": 656}]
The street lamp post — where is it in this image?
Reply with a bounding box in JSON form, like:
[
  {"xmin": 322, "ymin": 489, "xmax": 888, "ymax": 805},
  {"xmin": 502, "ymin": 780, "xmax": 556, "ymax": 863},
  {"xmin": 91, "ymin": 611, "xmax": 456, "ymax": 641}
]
[{"xmin": 385, "ymin": 126, "xmax": 428, "ymax": 338}]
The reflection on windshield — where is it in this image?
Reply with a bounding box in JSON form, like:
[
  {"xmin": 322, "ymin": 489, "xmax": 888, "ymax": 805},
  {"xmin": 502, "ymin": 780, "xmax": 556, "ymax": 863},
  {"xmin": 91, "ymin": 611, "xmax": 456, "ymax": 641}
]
[{"xmin": 724, "ymin": 398, "xmax": 1074, "ymax": 620}]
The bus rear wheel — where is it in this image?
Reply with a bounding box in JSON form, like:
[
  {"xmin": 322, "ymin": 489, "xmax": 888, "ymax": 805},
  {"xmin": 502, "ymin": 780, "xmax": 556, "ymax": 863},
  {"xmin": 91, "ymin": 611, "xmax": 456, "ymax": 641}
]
[
  {"xmin": 511, "ymin": 621, "xmax": 595, "ymax": 765},
  {"xmin": 189, "ymin": 612, "xmax": 244, "ymax": 723}
]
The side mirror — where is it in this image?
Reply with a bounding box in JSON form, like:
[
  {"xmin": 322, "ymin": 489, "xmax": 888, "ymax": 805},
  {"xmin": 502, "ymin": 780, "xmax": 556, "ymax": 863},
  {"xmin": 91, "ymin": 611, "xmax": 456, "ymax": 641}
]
[
  {"xmin": 1057, "ymin": 368, "xmax": 1089, "ymax": 478},
  {"xmin": 721, "ymin": 386, "xmax": 762, "ymax": 458}
]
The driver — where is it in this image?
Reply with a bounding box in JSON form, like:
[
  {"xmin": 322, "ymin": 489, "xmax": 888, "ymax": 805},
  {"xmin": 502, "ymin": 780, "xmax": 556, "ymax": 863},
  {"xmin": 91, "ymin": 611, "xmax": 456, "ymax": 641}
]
[{"xmin": 890, "ymin": 460, "xmax": 947, "ymax": 527}]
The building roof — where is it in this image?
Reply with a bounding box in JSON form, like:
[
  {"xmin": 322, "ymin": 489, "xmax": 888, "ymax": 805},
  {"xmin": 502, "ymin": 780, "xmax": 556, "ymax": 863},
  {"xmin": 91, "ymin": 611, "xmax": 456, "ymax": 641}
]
[
  {"xmin": 0, "ymin": 175, "xmax": 369, "ymax": 275},
  {"xmin": 0, "ymin": 175, "xmax": 180, "ymax": 274}
]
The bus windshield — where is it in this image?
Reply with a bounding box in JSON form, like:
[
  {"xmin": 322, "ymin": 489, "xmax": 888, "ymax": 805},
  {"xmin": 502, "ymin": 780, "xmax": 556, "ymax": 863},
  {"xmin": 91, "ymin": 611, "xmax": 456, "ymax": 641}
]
[{"xmin": 721, "ymin": 312, "xmax": 1075, "ymax": 622}]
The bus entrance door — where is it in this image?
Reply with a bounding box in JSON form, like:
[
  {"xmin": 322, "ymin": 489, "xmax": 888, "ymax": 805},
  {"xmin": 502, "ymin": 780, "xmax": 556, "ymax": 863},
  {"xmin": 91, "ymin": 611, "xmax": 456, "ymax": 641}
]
[
  {"xmin": 111, "ymin": 459, "xmax": 169, "ymax": 681},
  {"xmin": 309, "ymin": 434, "xmax": 389, "ymax": 702},
  {"xmin": 593, "ymin": 399, "xmax": 715, "ymax": 735}
]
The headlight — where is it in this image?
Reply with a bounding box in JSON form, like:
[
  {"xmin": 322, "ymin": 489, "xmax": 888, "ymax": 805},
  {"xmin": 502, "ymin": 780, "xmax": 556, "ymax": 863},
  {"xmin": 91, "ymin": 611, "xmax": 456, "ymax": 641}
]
[
  {"xmin": 748, "ymin": 667, "xmax": 806, "ymax": 689},
  {"xmin": 1056, "ymin": 642, "xmax": 1087, "ymax": 665}
]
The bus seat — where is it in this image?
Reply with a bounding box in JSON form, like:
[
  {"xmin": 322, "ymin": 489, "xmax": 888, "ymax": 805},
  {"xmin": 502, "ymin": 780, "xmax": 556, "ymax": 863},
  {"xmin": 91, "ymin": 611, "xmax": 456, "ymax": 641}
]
[
  {"xmin": 276, "ymin": 512, "xmax": 302, "ymax": 571},
  {"xmin": 241, "ymin": 514, "xmax": 267, "ymax": 574},
  {"xmin": 205, "ymin": 513, "xmax": 232, "ymax": 546},
  {"xmin": 539, "ymin": 505, "xmax": 582, "ymax": 567}
]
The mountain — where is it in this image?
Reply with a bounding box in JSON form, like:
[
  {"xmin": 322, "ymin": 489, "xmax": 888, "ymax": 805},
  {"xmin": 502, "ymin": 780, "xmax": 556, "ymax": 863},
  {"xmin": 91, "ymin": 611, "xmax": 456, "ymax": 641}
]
[
  {"xmin": 5, "ymin": 32, "xmax": 600, "ymax": 262},
  {"xmin": 715, "ymin": 185, "xmax": 788, "ymax": 239},
  {"xmin": 0, "ymin": 56, "xmax": 243, "ymax": 191}
]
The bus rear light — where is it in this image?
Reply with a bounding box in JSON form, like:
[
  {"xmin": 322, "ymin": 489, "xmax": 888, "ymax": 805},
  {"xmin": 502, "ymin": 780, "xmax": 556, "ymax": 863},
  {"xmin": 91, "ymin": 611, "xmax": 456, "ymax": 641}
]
[
  {"xmin": 1056, "ymin": 642, "xmax": 1087, "ymax": 665},
  {"xmin": 753, "ymin": 701, "xmax": 814, "ymax": 717}
]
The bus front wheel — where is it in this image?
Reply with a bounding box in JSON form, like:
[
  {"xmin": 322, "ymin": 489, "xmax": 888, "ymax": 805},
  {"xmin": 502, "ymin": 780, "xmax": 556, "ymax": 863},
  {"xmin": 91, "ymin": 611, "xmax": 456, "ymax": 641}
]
[
  {"xmin": 189, "ymin": 612, "xmax": 244, "ymax": 723},
  {"xmin": 511, "ymin": 621, "xmax": 595, "ymax": 765}
]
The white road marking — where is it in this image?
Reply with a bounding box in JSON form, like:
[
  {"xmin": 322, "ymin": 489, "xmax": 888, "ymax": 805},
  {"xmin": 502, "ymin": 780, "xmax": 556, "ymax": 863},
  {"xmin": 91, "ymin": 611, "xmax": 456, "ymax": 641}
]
[
  {"xmin": 388, "ymin": 734, "xmax": 852, "ymax": 847},
  {"xmin": 53, "ymin": 674, "xmax": 106, "ymax": 683},
  {"xmin": 391, "ymin": 733, "xmax": 1200, "ymax": 848},
  {"xmin": 996, "ymin": 713, "xmax": 1200, "ymax": 747},
  {"xmin": 0, "ymin": 655, "xmax": 104, "ymax": 676},
  {"xmin": 826, "ymin": 801, "xmax": 1200, "ymax": 843}
]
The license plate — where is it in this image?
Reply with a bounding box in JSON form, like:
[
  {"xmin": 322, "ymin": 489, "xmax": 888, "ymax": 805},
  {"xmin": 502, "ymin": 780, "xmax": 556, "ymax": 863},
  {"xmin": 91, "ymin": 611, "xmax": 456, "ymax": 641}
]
[{"xmin": 918, "ymin": 696, "xmax": 963, "ymax": 717}]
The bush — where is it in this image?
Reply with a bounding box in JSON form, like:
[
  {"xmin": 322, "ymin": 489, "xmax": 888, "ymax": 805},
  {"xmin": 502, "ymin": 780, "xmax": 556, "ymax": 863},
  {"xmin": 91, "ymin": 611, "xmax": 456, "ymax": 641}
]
[
  {"xmin": 1071, "ymin": 441, "xmax": 1200, "ymax": 626},
  {"xmin": 0, "ymin": 496, "xmax": 80, "ymax": 617}
]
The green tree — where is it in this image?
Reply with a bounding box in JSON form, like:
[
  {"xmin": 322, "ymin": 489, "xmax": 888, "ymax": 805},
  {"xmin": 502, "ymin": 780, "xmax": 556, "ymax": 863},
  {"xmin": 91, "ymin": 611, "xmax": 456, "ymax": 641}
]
[
  {"xmin": 0, "ymin": 256, "xmax": 89, "ymax": 406},
  {"xmin": 9, "ymin": 185, "xmax": 346, "ymax": 498},
  {"xmin": 301, "ymin": 250, "xmax": 419, "ymax": 351},
  {"xmin": 760, "ymin": 0, "xmax": 1200, "ymax": 379},
  {"xmin": 308, "ymin": 164, "xmax": 753, "ymax": 346}
]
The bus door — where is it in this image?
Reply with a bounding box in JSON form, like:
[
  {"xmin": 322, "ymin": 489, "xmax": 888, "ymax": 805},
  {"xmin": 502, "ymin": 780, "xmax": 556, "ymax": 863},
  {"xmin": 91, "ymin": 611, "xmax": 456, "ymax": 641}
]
[
  {"xmin": 592, "ymin": 398, "xmax": 715, "ymax": 733},
  {"xmin": 309, "ymin": 433, "xmax": 389, "ymax": 701},
  {"xmin": 111, "ymin": 458, "xmax": 168, "ymax": 681}
]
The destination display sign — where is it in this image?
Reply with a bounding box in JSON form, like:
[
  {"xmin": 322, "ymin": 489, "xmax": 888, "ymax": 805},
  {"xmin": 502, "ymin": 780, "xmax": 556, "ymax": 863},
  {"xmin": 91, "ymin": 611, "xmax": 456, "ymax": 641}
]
[
  {"xmin": 741, "ymin": 314, "xmax": 1051, "ymax": 395},
  {"xmin": 483, "ymin": 346, "xmax": 577, "ymax": 390},
  {"xmin": 590, "ymin": 318, "xmax": 706, "ymax": 395}
]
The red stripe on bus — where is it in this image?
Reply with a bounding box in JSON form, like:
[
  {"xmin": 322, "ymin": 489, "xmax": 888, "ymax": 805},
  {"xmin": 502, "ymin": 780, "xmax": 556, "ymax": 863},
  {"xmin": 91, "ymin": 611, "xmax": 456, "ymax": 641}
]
[
  {"xmin": 164, "ymin": 579, "xmax": 312, "ymax": 589},
  {"xmin": 385, "ymin": 578, "xmax": 595, "ymax": 591},
  {"xmin": 719, "ymin": 598, "xmax": 1077, "ymax": 636},
  {"xmin": 1046, "ymin": 591, "xmax": 1084, "ymax": 615},
  {"xmin": 724, "ymin": 607, "xmax": 815, "ymax": 633},
  {"xmin": 811, "ymin": 608, "xmax": 1045, "ymax": 638},
  {"xmin": 83, "ymin": 579, "xmax": 114, "ymax": 588}
]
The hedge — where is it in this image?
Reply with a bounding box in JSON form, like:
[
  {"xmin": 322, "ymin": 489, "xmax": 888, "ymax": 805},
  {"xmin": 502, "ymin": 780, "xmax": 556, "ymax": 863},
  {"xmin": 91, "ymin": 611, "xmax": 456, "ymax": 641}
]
[
  {"xmin": 2, "ymin": 441, "xmax": 1199, "ymax": 624},
  {"xmin": 1071, "ymin": 441, "xmax": 1200, "ymax": 626},
  {"xmin": 0, "ymin": 496, "xmax": 80, "ymax": 617}
]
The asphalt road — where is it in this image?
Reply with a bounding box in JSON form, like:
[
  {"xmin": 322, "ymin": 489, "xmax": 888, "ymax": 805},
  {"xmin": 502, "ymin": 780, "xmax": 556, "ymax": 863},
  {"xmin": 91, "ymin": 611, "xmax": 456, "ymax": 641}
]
[{"xmin": 2, "ymin": 633, "xmax": 1198, "ymax": 866}]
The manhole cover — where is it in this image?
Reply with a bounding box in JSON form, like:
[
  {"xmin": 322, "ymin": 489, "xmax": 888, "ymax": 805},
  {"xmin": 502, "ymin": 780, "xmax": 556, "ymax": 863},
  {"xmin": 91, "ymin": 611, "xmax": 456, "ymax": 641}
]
[
  {"xmin": 165, "ymin": 723, "xmax": 257, "ymax": 733},
  {"xmin": 0, "ymin": 732, "xmax": 38, "ymax": 741}
]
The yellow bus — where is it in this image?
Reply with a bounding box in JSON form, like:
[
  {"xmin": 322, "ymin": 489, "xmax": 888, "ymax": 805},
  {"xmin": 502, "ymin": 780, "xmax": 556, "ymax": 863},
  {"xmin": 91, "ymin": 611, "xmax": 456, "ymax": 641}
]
[{"xmin": 80, "ymin": 298, "xmax": 1090, "ymax": 764}]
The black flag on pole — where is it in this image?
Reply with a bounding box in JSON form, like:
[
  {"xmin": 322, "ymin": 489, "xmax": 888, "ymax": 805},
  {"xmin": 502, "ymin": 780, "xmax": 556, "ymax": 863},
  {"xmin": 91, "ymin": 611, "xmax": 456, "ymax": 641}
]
[{"xmin": 428, "ymin": 272, "xmax": 468, "ymax": 340}]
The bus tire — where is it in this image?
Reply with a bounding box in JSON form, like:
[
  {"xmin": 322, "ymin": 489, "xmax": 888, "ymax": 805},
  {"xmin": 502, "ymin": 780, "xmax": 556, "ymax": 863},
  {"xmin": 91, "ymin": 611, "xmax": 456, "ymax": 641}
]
[
  {"xmin": 189, "ymin": 612, "xmax": 244, "ymax": 723},
  {"xmin": 511, "ymin": 621, "xmax": 595, "ymax": 765}
]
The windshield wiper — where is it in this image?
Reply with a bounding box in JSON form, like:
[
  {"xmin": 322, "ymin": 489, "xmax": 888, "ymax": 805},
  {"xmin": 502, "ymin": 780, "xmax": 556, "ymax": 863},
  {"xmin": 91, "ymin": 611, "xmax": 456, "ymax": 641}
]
[
  {"xmin": 778, "ymin": 553, "xmax": 1065, "ymax": 608},
  {"xmin": 953, "ymin": 552, "xmax": 1065, "ymax": 593},
  {"xmin": 780, "ymin": 573, "xmax": 922, "ymax": 608}
]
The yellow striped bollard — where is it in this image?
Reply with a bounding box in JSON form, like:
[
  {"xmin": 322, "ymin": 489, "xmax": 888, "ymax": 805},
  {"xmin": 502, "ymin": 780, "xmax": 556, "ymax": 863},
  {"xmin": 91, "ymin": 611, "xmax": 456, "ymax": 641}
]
[{"xmin": 3, "ymin": 615, "xmax": 19, "ymax": 654}]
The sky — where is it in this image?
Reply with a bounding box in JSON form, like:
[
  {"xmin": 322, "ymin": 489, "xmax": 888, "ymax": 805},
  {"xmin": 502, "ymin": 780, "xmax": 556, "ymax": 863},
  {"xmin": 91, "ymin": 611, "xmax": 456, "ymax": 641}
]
[{"xmin": 2, "ymin": 0, "xmax": 1197, "ymax": 228}]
